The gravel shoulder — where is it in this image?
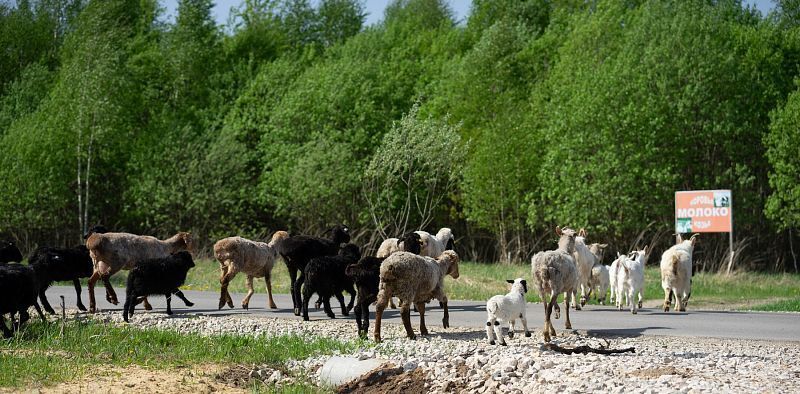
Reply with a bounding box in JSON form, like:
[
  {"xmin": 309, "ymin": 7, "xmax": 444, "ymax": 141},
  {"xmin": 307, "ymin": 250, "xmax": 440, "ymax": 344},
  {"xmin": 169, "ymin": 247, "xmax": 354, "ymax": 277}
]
[{"xmin": 87, "ymin": 310, "xmax": 800, "ymax": 394}]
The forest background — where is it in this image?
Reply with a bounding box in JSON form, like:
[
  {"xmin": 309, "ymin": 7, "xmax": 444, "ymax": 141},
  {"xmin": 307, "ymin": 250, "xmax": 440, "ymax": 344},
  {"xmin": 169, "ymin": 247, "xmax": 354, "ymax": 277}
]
[{"xmin": 2, "ymin": 0, "xmax": 800, "ymax": 272}]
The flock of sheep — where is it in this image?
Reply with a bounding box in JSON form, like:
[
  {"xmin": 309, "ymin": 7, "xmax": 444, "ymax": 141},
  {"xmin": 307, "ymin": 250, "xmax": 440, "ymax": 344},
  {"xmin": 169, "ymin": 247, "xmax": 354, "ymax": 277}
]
[{"xmin": 0, "ymin": 224, "xmax": 697, "ymax": 344}]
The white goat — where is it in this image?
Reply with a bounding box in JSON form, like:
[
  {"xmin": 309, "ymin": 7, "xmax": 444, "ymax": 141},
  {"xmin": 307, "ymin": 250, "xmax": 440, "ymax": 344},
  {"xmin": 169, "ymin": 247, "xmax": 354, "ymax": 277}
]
[
  {"xmin": 589, "ymin": 264, "xmax": 610, "ymax": 305},
  {"xmin": 616, "ymin": 246, "xmax": 648, "ymax": 314},
  {"xmin": 485, "ymin": 278, "xmax": 531, "ymax": 346},
  {"xmin": 608, "ymin": 253, "xmax": 625, "ymax": 305},
  {"xmin": 660, "ymin": 234, "xmax": 698, "ymax": 312},
  {"xmin": 572, "ymin": 229, "xmax": 595, "ymax": 308},
  {"xmin": 415, "ymin": 228, "xmax": 454, "ymax": 258}
]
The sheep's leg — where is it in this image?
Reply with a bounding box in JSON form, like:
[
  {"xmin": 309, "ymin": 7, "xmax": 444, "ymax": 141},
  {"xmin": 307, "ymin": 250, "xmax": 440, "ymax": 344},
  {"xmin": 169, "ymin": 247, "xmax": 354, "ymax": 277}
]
[
  {"xmin": 39, "ymin": 288, "xmax": 56, "ymax": 315},
  {"xmin": 508, "ymin": 319, "xmax": 516, "ymax": 338},
  {"xmin": 486, "ymin": 318, "xmax": 496, "ymax": 345},
  {"xmin": 101, "ymin": 273, "xmax": 119, "ymax": 305},
  {"xmin": 219, "ymin": 263, "xmax": 237, "ymax": 309},
  {"xmin": 637, "ymin": 287, "xmax": 644, "ymax": 310},
  {"xmin": 173, "ymin": 290, "xmax": 193, "ymax": 307},
  {"xmin": 663, "ymin": 288, "xmax": 672, "ymax": 312},
  {"xmin": 242, "ymin": 275, "xmax": 255, "ymax": 310},
  {"xmin": 292, "ymin": 272, "xmax": 305, "ymax": 316},
  {"xmin": 264, "ymin": 273, "xmax": 277, "ymax": 309},
  {"xmin": 373, "ymin": 289, "xmax": 389, "ymax": 343},
  {"xmin": 573, "ymin": 289, "xmax": 582, "ymax": 311},
  {"xmin": 399, "ymin": 303, "xmax": 415, "ymax": 340},
  {"xmin": 315, "ymin": 296, "xmax": 323, "ymax": 310},
  {"xmin": 165, "ymin": 294, "xmax": 173, "ymax": 315},
  {"xmin": 493, "ymin": 319, "xmax": 506, "ymax": 345},
  {"xmin": 123, "ymin": 290, "xmax": 135, "ymax": 323},
  {"xmin": 0, "ymin": 315, "xmax": 11, "ymax": 338},
  {"xmin": 334, "ymin": 291, "xmax": 347, "ymax": 317},
  {"xmin": 355, "ymin": 302, "xmax": 365, "ymax": 338},
  {"xmin": 88, "ymin": 271, "xmax": 100, "ymax": 313},
  {"xmin": 543, "ymin": 297, "xmax": 554, "ymax": 343},
  {"xmin": 142, "ymin": 297, "xmax": 153, "ymax": 311},
  {"xmin": 345, "ymin": 284, "xmax": 356, "ymax": 314},
  {"xmin": 301, "ymin": 284, "xmax": 313, "ymax": 321},
  {"xmin": 324, "ymin": 295, "xmax": 337, "ymax": 319},
  {"xmin": 629, "ymin": 288, "xmax": 637, "ymax": 314},
  {"xmin": 416, "ymin": 302, "xmax": 428, "ymax": 336},
  {"xmin": 520, "ymin": 312, "xmax": 531, "ymax": 337},
  {"xmin": 441, "ymin": 296, "xmax": 450, "ymax": 329},
  {"xmin": 564, "ymin": 291, "xmax": 572, "ymax": 330},
  {"xmin": 553, "ymin": 301, "xmax": 561, "ymax": 319},
  {"xmin": 73, "ymin": 279, "xmax": 87, "ymax": 311},
  {"xmin": 32, "ymin": 303, "xmax": 45, "ymax": 323}
]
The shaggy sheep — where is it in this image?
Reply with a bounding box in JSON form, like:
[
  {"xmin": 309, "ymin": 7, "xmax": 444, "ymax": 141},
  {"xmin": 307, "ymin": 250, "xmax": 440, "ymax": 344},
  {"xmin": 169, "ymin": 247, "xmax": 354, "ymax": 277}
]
[
  {"xmin": 214, "ymin": 231, "xmax": 289, "ymax": 310},
  {"xmin": 660, "ymin": 234, "xmax": 698, "ymax": 312},
  {"xmin": 275, "ymin": 224, "xmax": 351, "ymax": 316},
  {"xmin": 375, "ymin": 232, "xmax": 423, "ymax": 258},
  {"xmin": 608, "ymin": 253, "xmax": 625, "ymax": 305},
  {"xmin": 302, "ymin": 243, "xmax": 361, "ymax": 321},
  {"xmin": 0, "ymin": 241, "xmax": 22, "ymax": 264},
  {"xmin": 373, "ymin": 250, "xmax": 460, "ymax": 343},
  {"xmin": 415, "ymin": 228, "xmax": 455, "ymax": 258},
  {"xmin": 616, "ymin": 246, "xmax": 648, "ymax": 314},
  {"xmin": 346, "ymin": 256, "xmax": 383, "ymax": 338},
  {"xmin": 486, "ymin": 278, "xmax": 531, "ymax": 346},
  {"xmin": 0, "ymin": 264, "xmax": 45, "ymax": 338},
  {"xmin": 85, "ymin": 231, "xmax": 194, "ymax": 313},
  {"xmin": 28, "ymin": 245, "xmax": 94, "ymax": 313},
  {"xmin": 589, "ymin": 264, "xmax": 610, "ymax": 305},
  {"xmin": 531, "ymin": 226, "xmax": 578, "ymax": 342},
  {"xmin": 123, "ymin": 251, "xmax": 195, "ymax": 322}
]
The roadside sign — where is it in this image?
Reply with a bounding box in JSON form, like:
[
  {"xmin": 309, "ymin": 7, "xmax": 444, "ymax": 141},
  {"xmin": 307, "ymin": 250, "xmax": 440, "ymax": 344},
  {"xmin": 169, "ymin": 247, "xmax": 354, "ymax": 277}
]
[{"xmin": 675, "ymin": 190, "xmax": 732, "ymax": 233}]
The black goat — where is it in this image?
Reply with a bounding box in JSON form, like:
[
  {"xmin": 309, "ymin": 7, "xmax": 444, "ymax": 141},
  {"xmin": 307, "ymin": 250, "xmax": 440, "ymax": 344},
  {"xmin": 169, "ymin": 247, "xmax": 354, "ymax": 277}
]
[
  {"xmin": 0, "ymin": 264, "xmax": 45, "ymax": 338},
  {"xmin": 302, "ymin": 243, "xmax": 361, "ymax": 321},
  {"xmin": 0, "ymin": 241, "xmax": 22, "ymax": 265},
  {"xmin": 28, "ymin": 245, "xmax": 94, "ymax": 313},
  {"xmin": 275, "ymin": 224, "xmax": 351, "ymax": 316},
  {"xmin": 123, "ymin": 251, "xmax": 195, "ymax": 322}
]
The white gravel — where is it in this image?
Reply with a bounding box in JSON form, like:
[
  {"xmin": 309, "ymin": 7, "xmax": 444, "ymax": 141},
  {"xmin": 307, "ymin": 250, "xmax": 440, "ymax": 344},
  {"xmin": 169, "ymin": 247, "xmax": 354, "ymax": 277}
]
[{"xmin": 90, "ymin": 311, "xmax": 800, "ymax": 393}]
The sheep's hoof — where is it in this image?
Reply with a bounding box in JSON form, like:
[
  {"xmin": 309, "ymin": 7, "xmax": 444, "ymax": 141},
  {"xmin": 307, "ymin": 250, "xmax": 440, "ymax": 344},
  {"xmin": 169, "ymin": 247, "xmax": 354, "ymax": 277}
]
[
  {"xmin": 442, "ymin": 319, "xmax": 450, "ymax": 329},
  {"xmin": 678, "ymin": 307, "xmax": 686, "ymax": 312},
  {"xmin": 525, "ymin": 332, "xmax": 531, "ymax": 337},
  {"xmin": 507, "ymin": 331, "xmax": 514, "ymax": 339},
  {"xmin": 327, "ymin": 313, "xmax": 336, "ymax": 319},
  {"xmin": 166, "ymin": 310, "xmax": 173, "ymax": 315},
  {"xmin": 638, "ymin": 301, "xmax": 643, "ymax": 309},
  {"xmin": 314, "ymin": 301, "xmax": 322, "ymax": 309},
  {"xmin": 342, "ymin": 311, "xmax": 349, "ymax": 316},
  {"xmin": 242, "ymin": 304, "xmax": 249, "ymax": 310},
  {"xmin": 89, "ymin": 307, "xmax": 97, "ymax": 314},
  {"xmin": 489, "ymin": 340, "xmax": 496, "ymax": 345},
  {"xmin": 185, "ymin": 301, "xmax": 194, "ymax": 307},
  {"xmin": 500, "ymin": 341, "xmax": 507, "ymax": 346},
  {"xmin": 374, "ymin": 336, "xmax": 382, "ymax": 343},
  {"xmin": 144, "ymin": 304, "xmax": 153, "ymax": 311},
  {"xmin": 543, "ymin": 332, "xmax": 551, "ymax": 343},
  {"xmin": 303, "ymin": 316, "xmax": 310, "ymax": 321},
  {"xmin": 554, "ymin": 310, "xmax": 560, "ymax": 319},
  {"xmin": 77, "ymin": 304, "xmax": 87, "ymax": 312},
  {"xmin": 227, "ymin": 301, "xmax": 234, "ymax": 309},
  {"xmin": 663, "ymin": 305, "xmax": 670, "ymax": 312},
  {"xmin": 269, "ymin": 303, "xmax": 277, "ymax": 309},
  {"xmin": 293, "ymin": 308, "xmax": 301, "ymax": 316},
  {"xmin": 408, "ymin": 334, "xmax": 417, "ymax": 340},
  {"xmin": 632, "ymin": 310, "xmax": 637, "ymax": 315},
  {"xmin": 580, "ymin": 297, "xmax": 587, "ymax": 307},
  {"xmin": 420, "ymin": 328, "xmax": 429, "ymax": 336},
  {"xmin": 218, "ymin": 301, "xmax": 225, "ymax": 310}
]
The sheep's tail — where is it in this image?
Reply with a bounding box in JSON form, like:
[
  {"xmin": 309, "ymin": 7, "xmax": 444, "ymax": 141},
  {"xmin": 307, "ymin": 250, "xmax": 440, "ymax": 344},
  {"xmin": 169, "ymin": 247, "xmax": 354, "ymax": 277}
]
[
  {"xmin": 487, "ymin": 299, "xmax": 498, "ymax": 315},
  {"xmin": 671, "ymin": 253, "xmax": 680, "ymax": 276}
]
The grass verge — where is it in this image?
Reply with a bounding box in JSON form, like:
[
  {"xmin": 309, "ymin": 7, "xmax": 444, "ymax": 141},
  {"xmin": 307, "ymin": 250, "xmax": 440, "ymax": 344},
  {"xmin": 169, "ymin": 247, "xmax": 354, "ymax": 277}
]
[{"xmin": 0, "ymin": 319, "xmax": 359, "ymax": 388}]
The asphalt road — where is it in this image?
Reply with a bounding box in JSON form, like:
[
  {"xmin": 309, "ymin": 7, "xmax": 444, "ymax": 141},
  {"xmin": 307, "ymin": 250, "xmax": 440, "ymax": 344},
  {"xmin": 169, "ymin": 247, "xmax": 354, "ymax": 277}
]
[{"xmin": 45, "ymin": 286, "xmax": 800, "ymax": 342}]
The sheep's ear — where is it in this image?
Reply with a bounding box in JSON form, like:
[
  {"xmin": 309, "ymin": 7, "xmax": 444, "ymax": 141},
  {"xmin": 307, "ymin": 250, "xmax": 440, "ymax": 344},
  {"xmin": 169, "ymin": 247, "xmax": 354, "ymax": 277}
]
[
  {"xmin": 642, "ymin": 245, "xmax": 648, "ymax": 254},
  {"xmin": 579, "ymin": 228, "xmax": 587, "ymax": 237},
  {"xmin": 690, "ymin": 233, "xmax": 699, "ymax": 246},
  {"xmin": 599, "ymin": 243, "xmax": 608, "ymax": 249},
  {"xmin": 676, "ymin": 233, "xmax": 683, "ymax": 244},
  {"xmin": 521, "ymin": 280, "xmax": 528, "ymax": 293},
  {"xmin": 555, "ymin": 226, "xmax": 562, "ymax": 236},
  {"xmin": 506, "ymin": 279, "xmax": 514, "ymax": 284}
]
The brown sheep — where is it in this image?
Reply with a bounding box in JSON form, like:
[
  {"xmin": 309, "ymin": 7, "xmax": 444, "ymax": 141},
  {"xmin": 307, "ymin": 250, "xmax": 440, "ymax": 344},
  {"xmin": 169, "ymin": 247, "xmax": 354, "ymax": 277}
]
[
  {"xmin": 85, "ymin": 231, "xmax": 193, "ymax": 313},
  {"xmin": 214, "ymin": 231, "xmax": 289, "ymax": 310}
]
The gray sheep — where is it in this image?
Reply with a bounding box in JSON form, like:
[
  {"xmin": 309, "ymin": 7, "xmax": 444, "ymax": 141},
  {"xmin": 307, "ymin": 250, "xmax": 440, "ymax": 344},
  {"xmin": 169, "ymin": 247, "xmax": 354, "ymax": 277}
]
[{"xmin": 531, "ymin": 226, "xmax": 578, "ymax": 342}]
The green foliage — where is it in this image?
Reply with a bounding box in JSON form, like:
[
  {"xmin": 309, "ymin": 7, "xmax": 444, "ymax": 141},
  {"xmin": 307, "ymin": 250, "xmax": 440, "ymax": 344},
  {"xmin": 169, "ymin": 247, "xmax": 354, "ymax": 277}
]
[
  {"xmin": 765, "ymin": 83, "xmax": 800, "ymax": 230},
  {"xmin": 363, "ymin": 104, "xmax": 465, "ymax": 236}
]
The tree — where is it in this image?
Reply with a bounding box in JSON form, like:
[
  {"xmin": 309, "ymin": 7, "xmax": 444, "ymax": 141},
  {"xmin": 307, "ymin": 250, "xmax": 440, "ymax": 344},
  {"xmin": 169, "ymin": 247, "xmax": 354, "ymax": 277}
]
[{"xmin": 363, "ymin": 104, "xmax": 465, "ymax": 239}]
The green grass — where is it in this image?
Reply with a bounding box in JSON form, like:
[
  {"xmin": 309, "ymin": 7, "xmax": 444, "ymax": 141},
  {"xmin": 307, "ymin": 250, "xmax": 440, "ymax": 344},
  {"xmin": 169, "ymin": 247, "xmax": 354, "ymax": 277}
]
[
  {"xmin": 0, "ymin": 319, "xmax": 359, "ymax": 388},
  {"xmin": 748, "ymin": 298, "xmax": 800, "ymax": 312}
]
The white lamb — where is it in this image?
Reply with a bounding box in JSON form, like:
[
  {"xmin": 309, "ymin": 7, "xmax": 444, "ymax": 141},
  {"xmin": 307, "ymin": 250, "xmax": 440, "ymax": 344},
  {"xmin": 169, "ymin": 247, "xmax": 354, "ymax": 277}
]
[
  {"xmin": 485, "ymin": 278, "xmax": 531, "ymax": 346},
  {"xmin": 660, "ymin": 234, "xmax": 698, "ymax": 312},
  {"xmin": 616, "ymin": 246, "xmax": 647, "ymax": 314}
]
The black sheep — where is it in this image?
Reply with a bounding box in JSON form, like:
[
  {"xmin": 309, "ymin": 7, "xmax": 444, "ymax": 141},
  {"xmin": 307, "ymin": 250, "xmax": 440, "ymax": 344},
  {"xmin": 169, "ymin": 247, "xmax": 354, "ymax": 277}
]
[
  {"xmin": 275, "ymin": 224, "xmax": 351, "ymax": 316},
  {"xmin": 302, "ymin": 243, "xmax": 361, "ymax": 321},
  {"xmin": 0, "ymin": 241, "xmax": 22, "ymax": 265},
  {"xmin": 0, "ymin": 264, "xmax": 45, "ymax": 338},
  {"xmin": 28, "ymin": 245, "xmax": 94, "ymax": 314},
  {"xmin": 345, "ymin": 232, "xmax": 422, "ymax": 337},
  {"xmin": 346, "ymin": 256, "xmax": 383, "ymax": 338},
  {"xmin": 123, "ymin": 251, "xmax": 195, "ymax": 322}
]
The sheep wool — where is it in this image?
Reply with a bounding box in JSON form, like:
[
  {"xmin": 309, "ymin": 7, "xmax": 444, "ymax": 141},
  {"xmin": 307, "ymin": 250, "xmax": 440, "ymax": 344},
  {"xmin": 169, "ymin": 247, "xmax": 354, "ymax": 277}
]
[
  {"xmin": 486, "ymin": 278, "xmax": 531, "ymax": 346},
  {"xmin": 531, "ymin": 226, "xmax": 578, "ymax": 342},
  {"xmin": 660, "ymin": 234, "xmax": 698, "ymax": 312}
]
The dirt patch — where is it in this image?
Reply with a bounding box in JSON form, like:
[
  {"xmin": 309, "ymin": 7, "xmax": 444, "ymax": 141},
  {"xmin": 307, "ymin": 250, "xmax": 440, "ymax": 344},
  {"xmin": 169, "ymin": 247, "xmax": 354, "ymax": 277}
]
[
  {"xmin": 24, "ymin": 364, "xmax": 245, "ymax": 394},
  {"xmin": 628, "ymin": 365, "xmax": 691, "ymax": 379},
  {"xmin": 337, "ymin": 368, "xmax": 428, "ymax": 394}
]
